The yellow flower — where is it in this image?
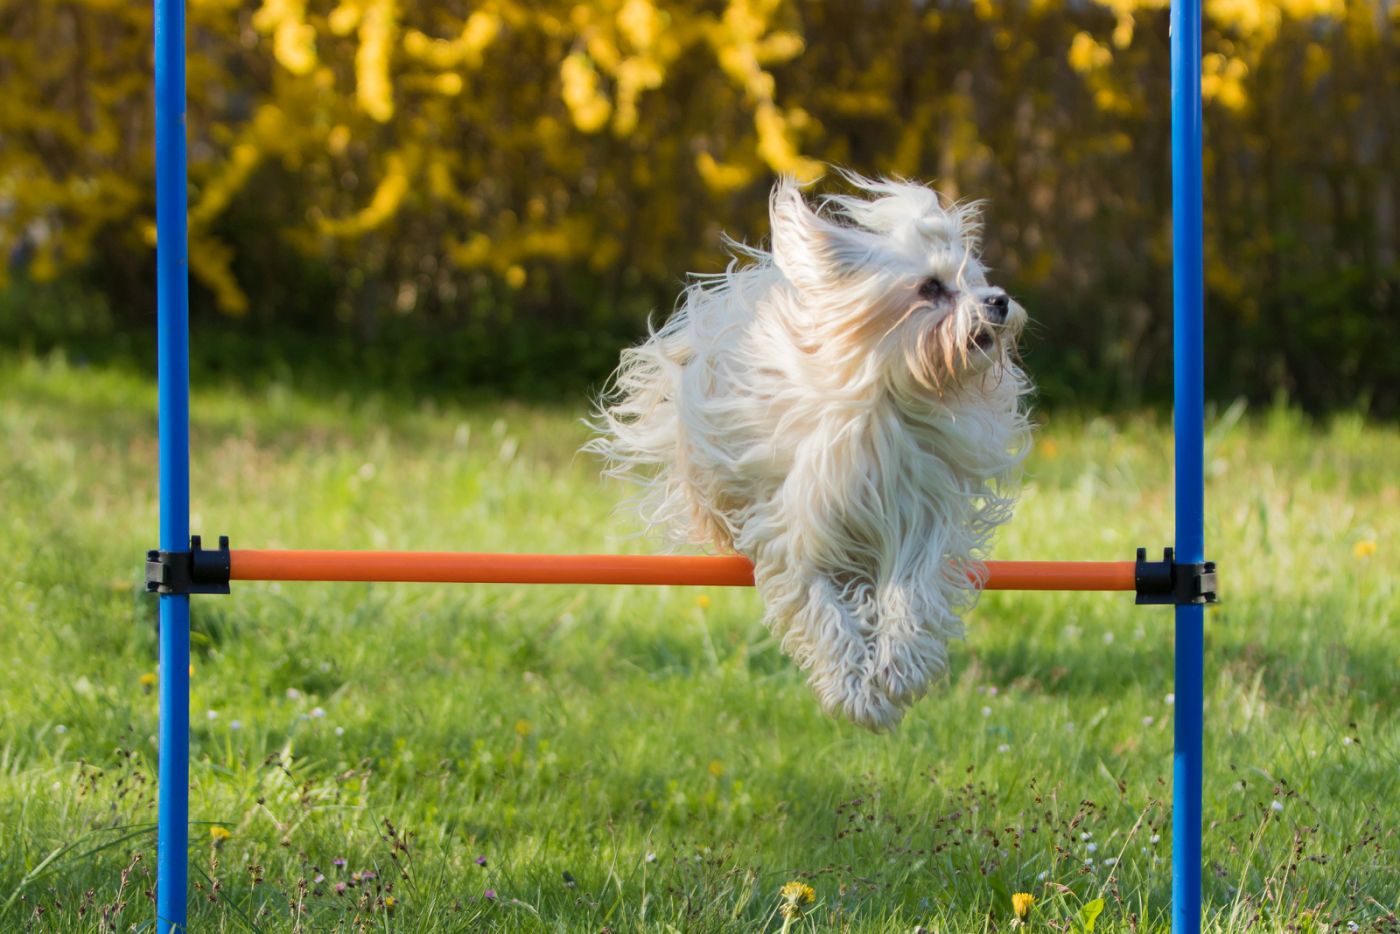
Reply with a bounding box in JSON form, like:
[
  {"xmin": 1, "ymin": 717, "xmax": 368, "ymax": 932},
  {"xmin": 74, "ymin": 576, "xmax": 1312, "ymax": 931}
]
[
  {"xmin": 695, "ymin": 594, "xmax": 711, "ymax": 609},
  {"xmin": 139, "ymin": 672, "xmax": 158, "ymax": 689},
  {"xmin": 708, "ymin": 759, "xmax": 725, "ymax": 777},
  {"xmin": 779, "ymin": 881, "xmax": 816, "ymax": 922},
  {"xmin": 1012, "ymin": 891, "xmax": 1036, "ymax": 923},
  {"xmin": 209, "ymin": 826, "xmax": 231, "ymax": 844},
  {"xmin": 384, "ymin": 895, "xmax": 397, "ymax": 910},
  {"xmin": 1353, "ymin": 540, "xmax": 1377, "ymax": 558},
  {"xmin": 514, "ymin": 719, "xmax": 532, "ymax": 737}
]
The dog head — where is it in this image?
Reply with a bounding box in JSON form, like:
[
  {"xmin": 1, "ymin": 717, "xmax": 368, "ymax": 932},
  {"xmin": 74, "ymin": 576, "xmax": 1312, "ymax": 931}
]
[{"xmin": 768, "ymin": 172, "xmax": 1026, "ymax": 393}]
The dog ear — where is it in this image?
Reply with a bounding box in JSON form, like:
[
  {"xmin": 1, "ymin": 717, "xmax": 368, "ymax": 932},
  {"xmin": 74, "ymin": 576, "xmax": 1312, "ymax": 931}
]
[{"xmin": 770, "ymin": 177, "xmax": 883, "ymax": 295}]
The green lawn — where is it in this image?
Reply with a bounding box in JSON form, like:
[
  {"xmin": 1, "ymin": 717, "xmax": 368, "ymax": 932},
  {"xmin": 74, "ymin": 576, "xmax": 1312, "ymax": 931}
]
[{"xmin": 1, "ymin": 351, "xmax": 1395, "ymax": 932}]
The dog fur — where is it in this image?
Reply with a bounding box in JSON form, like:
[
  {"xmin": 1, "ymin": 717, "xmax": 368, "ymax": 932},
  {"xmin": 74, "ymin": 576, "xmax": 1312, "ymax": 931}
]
[{"xmin": 588, "ymin": 172, "xmax": 1032, "ymax": 731}]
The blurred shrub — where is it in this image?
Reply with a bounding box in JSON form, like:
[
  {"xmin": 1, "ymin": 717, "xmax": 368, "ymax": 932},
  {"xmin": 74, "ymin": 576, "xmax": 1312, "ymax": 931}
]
[{"xmin": 1, "ymin": 0, "xmax": 1395, "ymax": 410}]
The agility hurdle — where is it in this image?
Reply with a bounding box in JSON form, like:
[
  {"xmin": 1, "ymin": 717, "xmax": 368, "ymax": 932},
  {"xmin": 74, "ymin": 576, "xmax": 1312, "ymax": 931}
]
[{"xmin": 148, "ymin": 0, "xmax": 1214, "ymax": 928}]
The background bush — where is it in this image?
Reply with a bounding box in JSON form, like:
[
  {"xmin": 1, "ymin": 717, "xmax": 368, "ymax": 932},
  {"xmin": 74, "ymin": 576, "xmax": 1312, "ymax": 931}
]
[{"xmin": 2, "ymin": 0, "xmax": 1396, "ymax": 410}]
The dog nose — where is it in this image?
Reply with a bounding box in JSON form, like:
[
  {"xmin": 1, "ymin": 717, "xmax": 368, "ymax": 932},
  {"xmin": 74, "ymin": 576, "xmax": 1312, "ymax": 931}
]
[{"xmin": 984, "ymin": 292, "xmax": 1010, "ymax": 324}]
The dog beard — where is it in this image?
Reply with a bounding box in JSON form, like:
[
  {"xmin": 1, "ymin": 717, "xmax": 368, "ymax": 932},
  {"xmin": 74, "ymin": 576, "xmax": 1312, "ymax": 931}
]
[{"xmin": 588, "ymin": 172, "xmax": 1032, "ymax": 731}]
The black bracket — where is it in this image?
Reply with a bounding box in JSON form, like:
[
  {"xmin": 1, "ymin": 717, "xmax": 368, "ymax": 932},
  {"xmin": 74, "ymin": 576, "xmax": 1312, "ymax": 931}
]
[
  {"xmin": 146, "ymin": 535, "xmax": 232, "ymax": 595},
  {"xmin": 1135, "ymin": 547, "xmax": 1217, "ymax": 606}
]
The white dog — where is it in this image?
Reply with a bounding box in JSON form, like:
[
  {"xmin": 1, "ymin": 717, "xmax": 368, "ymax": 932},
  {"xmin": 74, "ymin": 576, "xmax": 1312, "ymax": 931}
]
[{"xmin": 588, "ymin": 172, "xmax": 1031, "ymax": 731}]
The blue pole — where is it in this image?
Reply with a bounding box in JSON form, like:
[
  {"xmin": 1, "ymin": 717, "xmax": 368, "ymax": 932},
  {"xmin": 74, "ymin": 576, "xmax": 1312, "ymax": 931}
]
[
  {"xmin": 155, "ymin": 0, "xmax": 191, "ymax": 929},
  {"xmin": 1170, "ymin": 0, "xmax": 1205, "ymax": 931}
]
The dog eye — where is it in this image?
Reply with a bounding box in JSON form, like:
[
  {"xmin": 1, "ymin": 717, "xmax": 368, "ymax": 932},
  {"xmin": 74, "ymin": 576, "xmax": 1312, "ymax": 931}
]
[{"xmin": 918, "ymin": 278, "xmax": 949, "ymax": 301}]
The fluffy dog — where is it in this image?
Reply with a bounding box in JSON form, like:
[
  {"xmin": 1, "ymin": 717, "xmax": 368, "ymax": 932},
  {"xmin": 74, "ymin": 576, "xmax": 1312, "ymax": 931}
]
[{"xmin": 588, "ymin": 173, "xmax": 1031, "ymax": 731}]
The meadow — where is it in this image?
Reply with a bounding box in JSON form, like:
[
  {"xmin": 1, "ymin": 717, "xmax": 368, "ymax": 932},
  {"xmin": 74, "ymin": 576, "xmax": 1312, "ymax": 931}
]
[{"xmin": 0, "ymin": 351, "xmax": 1395, "ymax": 932}]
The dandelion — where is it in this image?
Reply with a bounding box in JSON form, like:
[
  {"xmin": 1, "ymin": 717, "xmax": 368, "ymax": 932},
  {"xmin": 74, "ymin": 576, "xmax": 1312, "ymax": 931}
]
[
  {"xmin": 139, "ymin": 672, "xmax": 158, "ymax": 691},
  {"xmin": 514, "ymin": 719, "xmax": 531, "ymax": 737},
  {"xmin": 384, "ymin": 895, "xmax": 397, "ymax": 910},
  {"xmin": 1012, "ymin": 892, "xmax": 1036, "ymax": 925},
  {"xmin": 779, "ymin": 881, "xmax": 816, "ymax": 929},
  {"xmin": 695, "ymin": 594, "xmax": 711, "ymax": 609},
  {"xmin": 210, "ymin": 826, "xmax": 231, "ymax": 844},
  {"xmin": 708, "ymin": 759, "xmax": 725, "ymax": 777},
  {"xmin": 1353, "ymin": 540, "xmax": 1376, "ymax": 559}
]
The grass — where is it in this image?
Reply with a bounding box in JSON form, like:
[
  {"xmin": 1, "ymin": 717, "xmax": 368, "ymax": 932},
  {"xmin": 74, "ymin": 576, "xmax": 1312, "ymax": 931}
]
[{"xmin": 0, "ymin": 349, "xmax": 1396, "ymax": 932}]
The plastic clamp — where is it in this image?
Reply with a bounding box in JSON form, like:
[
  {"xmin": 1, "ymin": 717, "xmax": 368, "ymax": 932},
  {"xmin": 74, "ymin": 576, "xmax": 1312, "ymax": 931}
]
[
  {"xmin": 1135, "ymin": 547, "xmax": 1218, "ymax": 606},
  {"xmin": 146, "ymin": 535, "xmax": 232, "ymax": 595}
]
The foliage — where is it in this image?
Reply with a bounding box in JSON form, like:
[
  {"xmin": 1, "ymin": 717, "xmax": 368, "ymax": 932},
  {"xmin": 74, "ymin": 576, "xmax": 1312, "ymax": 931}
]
[
  {"xmin": 1, "ymin": 0, "xmax": 1397, "ymax": 409},
  {"xmin": 1, "ymin": 352, "xmax": 1397, "ymax": 930}
]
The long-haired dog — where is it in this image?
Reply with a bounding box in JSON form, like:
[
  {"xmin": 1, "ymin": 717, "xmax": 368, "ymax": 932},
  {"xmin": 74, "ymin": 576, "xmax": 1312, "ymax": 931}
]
[{"xmin": 588, "ymin": 173, "xmax": 1032, "ymax": 731}]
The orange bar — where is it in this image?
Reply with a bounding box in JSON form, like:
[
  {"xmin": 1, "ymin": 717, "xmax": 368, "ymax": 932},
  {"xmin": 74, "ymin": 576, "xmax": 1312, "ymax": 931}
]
[{"xmin": 230, "ymin": 550, "xmax": 1136, "ymax": 591}]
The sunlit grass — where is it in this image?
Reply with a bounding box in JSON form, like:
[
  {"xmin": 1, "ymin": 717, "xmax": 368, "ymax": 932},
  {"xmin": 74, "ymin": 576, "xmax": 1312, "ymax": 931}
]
[{"xmin": 1, "ymin": 351, "xmax": 1396, "ymax": 931}]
